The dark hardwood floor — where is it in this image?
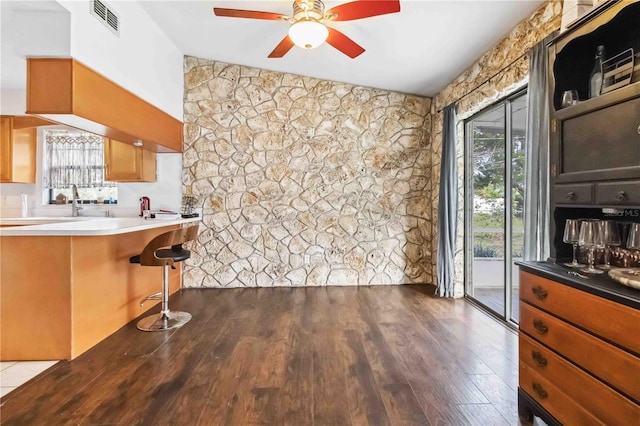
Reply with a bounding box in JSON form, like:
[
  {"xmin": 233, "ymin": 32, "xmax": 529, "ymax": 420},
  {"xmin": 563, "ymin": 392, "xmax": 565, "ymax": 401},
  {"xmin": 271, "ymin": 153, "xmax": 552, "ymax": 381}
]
[
  {"xmin": 0, "ymin": 285, "xmax": 529, "ymax": 425},
  {"xmin": 472, "ymin": 288, "xmax": 521, "ymax": 323}
]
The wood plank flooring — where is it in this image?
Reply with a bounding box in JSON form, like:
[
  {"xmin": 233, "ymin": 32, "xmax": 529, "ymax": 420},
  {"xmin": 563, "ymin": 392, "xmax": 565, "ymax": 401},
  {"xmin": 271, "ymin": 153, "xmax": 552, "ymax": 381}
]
[
  {"xmin": 471, "ymin": 288, "xmax": 521, "ymax": 322},
  {"xmin": 0, "ymin": 285, "xmax": 530, "ymax": 425}
]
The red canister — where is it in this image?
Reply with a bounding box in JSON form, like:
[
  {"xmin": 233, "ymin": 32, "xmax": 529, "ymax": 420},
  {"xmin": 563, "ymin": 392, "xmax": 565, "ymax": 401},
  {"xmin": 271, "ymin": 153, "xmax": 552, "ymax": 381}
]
[{"xmin": 139, "ymin": 196, "xmax": 150, "ymax": 216}]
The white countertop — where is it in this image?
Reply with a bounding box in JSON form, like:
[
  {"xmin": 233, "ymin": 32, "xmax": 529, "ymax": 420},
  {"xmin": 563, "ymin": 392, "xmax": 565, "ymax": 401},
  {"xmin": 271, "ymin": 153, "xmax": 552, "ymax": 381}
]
[{"xmin": 0, "ymin": 216, "xmax": 201, "ymax": 236}]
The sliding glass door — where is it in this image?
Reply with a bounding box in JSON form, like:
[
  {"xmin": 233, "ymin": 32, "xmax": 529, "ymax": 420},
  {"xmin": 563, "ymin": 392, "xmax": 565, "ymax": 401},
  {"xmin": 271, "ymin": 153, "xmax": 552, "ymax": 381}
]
[{"xmin": 465, "ymin": 90, "xmax": 527, "ymax": 324}]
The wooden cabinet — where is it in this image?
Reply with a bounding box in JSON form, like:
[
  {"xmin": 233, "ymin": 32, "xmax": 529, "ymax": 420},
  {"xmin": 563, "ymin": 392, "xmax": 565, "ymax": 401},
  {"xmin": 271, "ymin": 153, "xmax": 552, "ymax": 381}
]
[
  {"xmin": 518, "ymin": 269, "xmax": 640, "ymax": 425},
  {"xmin": 595, "ymin": 180, "xmax": 640, "ymax": 205},
  {"xmin": 0, "ymin": 116, "xmax": 39, "ymax": 183},
  {"xmin": 552, "ymin": 183, "xmax": 593, "ymax": 205},
  {"xmin": 558, "ymin": 94, "xmax": 640, "ymax": 180},
  {"xmin": 27, "ymin": 58, "xmax": 183, "ymax": 153},
  {"xmin": 0, "ymin": 117, "xmax": 13, "ymax": 181},
  {"xmin": 104, "ymin": 138, "xmax": 156, "ymax": 182},
  {"xmin": 549, "ymin": 0, "xmax": 640, "ymax": 208}
]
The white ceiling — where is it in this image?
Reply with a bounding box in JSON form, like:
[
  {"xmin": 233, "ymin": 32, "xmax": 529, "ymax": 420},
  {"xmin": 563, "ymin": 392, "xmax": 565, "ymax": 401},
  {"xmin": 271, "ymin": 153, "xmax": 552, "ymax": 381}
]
[
  {"xmin": 140, "ymin": 0, "xmax": 546, "ymax": 98},
  {"xmin": 1, "ymin": 0, "xmax": 546, "ymax": 100}
]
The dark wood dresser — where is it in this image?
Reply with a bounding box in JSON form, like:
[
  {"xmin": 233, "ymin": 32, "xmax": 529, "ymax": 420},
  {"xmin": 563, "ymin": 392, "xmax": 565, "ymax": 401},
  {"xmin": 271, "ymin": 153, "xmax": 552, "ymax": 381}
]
[{"xmin": 517, "ymin": 262, "xmax": 640, "ymax": 425}]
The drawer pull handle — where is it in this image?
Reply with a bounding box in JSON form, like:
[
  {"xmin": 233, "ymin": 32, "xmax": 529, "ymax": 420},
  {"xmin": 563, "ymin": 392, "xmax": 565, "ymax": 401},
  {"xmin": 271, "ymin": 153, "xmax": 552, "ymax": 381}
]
[
  {"xmin": 532, "ymin": 382, "xmax": 548, "ymax": 399},
  {"xmin": 532, "ymin": 351, "xmax": 548, "ymax": 367},
  {"xmin": 615, "ymin": 191, "xmax": 627, "ymax": 201},
  {"xmin": 533, "ymin": 320, "xmax": 549, "ymax": 335},
  {"xmin": 566, "ymin": 191, "xmax": 576, "ymax": 201},
  {"xmin": 531, "ymin": 286, "xmax": 547, "ymax": 300}
]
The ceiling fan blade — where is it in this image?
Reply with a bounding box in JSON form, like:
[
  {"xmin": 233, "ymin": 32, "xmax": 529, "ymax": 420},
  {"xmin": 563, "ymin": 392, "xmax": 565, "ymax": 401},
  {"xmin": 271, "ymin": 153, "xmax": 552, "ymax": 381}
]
[
  {"xmin": 327, "ymin": 0, "xmax": 400, "ymax": 21},
  {"xmin": 326, "ymin": 27, "xmax": 365, "ymax": 58},
  {"xmin": 213, "ymin": 8, "xmax": 286, "ymax": 21},
  {"xmin": 268, "ymin": 36, "xmax": 295, "ymax": 58}
]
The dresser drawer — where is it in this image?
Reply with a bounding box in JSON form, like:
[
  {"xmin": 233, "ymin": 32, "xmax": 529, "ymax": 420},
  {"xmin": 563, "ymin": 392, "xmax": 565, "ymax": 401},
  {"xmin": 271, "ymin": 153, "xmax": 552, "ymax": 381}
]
[
  {"xmin": 520, "ymin": 334, "xmax": 640, "ymax": 424},
  {"xmin": 553, "ymin": 183, "xmax": 593, "ymax": 205},
  {"xmin": 520, "ymin": 271, "xmax": 640, "ymax": 354},
  {"xmin": 595, "ymin": 180, "xmax": 640, "ymax": 205},
  {"xmin": 519, "ymin": 363, "xmax": 603, "ymax": 425},
  {"xmin": 520, "ymin": 303, "xmax": 640, "ymax": 402}
]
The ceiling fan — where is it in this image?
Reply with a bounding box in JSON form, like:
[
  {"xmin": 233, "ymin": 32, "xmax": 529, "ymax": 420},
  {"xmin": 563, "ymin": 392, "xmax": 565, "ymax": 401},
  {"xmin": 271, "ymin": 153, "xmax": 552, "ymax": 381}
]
[{"xmin": 213, "ymin": 0, "xmax": 400, "ymax": 59}]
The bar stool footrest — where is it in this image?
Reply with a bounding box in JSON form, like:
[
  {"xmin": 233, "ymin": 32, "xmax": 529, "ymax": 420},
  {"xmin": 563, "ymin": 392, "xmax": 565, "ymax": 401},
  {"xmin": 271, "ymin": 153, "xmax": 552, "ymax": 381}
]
[
  {"xmin": 137, "ymin": 311, "xmax": 191, "ymax": 331},
  {"xmin": 140, "ymin": 292, "xmax": 163, "ymax": 306}
]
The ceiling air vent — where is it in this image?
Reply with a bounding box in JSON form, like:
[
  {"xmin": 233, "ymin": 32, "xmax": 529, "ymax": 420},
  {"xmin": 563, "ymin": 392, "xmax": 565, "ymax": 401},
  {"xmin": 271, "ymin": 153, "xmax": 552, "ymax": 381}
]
[{"xmin": 90, "ymin": 0, "xmax": 120, "ymax": 36}]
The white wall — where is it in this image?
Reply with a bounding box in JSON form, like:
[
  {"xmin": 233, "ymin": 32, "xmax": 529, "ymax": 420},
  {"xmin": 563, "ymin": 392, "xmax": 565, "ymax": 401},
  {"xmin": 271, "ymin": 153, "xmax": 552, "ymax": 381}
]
[
  {"xmin": 0, "ymin": 89, "xmax": 26, "ymax": 115},
  {"xmin": 56, "ymin": 0, "xmax": 184, "ymax": 119},
  {"xmin": 1, "ymin": 2, "xmax": 71, "ymax": 114},
  {"xmin": 116, "ymin": 152, "xmax": 183, "ymax": 215}
]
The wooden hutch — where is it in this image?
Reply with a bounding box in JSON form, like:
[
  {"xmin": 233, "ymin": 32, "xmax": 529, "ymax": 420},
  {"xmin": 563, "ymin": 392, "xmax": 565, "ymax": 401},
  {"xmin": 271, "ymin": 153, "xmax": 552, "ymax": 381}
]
[{"xmin": 517, "ymin": 1, "xmax": 640, "ymax": 424}]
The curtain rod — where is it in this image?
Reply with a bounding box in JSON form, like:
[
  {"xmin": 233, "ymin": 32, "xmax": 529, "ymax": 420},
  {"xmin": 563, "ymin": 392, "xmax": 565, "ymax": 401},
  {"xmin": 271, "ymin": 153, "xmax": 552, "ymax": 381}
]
[{"xmin": 436, "ymin": 50, "xmax": 529, "ymax": 114}]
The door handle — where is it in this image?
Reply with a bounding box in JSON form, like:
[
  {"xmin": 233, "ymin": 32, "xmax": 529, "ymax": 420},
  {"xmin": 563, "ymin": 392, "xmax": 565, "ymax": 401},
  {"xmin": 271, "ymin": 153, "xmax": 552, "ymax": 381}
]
[
  {"xmin": 532, "ymin": 382, "xmax": 548, "ymax": 399},
  {"xmin": 532, "ymin": 350, "xmax": 548, "ymax": 367},
  {"xmin": 533, "ymin": 319, "xmax": 549, "ymax": 335},
  {"xmin": 615, "ymin": 191, "xmax": 627, "ymax": 201},
  {"xmin": 531, "ymin": 285, "xmax": 547, "ymax": 300}
]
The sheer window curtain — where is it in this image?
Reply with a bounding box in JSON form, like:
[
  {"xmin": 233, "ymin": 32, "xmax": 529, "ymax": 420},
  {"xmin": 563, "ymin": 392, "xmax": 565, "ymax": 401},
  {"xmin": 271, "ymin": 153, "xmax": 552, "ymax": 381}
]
[
  {"xmin": 523, "ymin": 33, "xmax": 556, "ymax": 261},
  {"xmin": 436, "ymin": 104, "xmax": 458, "ymax": 297},
  {"xmin": 44, "ymin": 131, "xmax": 113, "ymax": 189}
]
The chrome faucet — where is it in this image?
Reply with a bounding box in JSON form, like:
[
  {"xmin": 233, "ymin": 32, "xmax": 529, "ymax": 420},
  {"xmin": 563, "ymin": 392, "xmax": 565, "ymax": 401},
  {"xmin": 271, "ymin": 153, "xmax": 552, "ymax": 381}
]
[{"xmin": 71, "ymin": 184, "xmax": 83, "ymax": 217}]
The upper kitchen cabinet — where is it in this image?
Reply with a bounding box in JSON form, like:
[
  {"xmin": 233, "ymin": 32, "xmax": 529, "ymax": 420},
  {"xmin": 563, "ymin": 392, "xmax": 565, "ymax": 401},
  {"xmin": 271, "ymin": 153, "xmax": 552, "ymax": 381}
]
[
  {"xmin": 104, "ymin": 139, "xmax": 156, "ymax": 183},
  {"xmin": 0, "ymin": 115, "xmax": 53, "ymax": 183},
  {"xmin": 26, "ymin": 58, "xmax": 183, "ymax": 154},
  {"xmin": 548, "ymin": 0, "xmax": 640, "ymax": 206}
]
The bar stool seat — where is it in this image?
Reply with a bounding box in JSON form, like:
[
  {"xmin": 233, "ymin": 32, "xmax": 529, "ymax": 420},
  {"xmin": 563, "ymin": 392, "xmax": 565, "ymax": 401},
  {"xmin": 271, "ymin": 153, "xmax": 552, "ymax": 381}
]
[{"xmin": 130, "ymin": 225, "xmax": 199, "ymax": 331}]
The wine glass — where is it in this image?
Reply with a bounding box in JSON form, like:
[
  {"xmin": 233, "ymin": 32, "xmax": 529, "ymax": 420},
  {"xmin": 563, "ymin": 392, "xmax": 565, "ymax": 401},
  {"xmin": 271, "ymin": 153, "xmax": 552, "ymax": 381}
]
[
  {"xmin": 598, "ymin": 221, "xmax": 621, "ymax": 270},
  {"xmin": 626, "ymin": 223, "xmax": 640, "ymax": 270},
  {"xmin": 561, "ymin": 90, "xmax": 579, "ymax": 108},
  {"xmin": 579, "ymin": 219, "xmax": 604, "ymax": 274},
  {"xmin": 563, "ymin": 219, "xmax": 582, "ymax": 267},
  {"xmin": 627, "ymin": 223, "xmax": 640, "ymax": 250}
]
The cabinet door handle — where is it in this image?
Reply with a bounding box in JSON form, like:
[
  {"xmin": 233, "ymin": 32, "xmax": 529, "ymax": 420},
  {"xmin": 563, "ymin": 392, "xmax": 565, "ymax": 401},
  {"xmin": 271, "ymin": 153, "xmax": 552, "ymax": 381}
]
[
  {"xmin": 637, "ymin": 125, "xmax": 640, "ymax": 135},
  {"xmin": 566, "ymin": 191, "xmax": 576, "ymax": 201},
  {"xmin": 532, "ymin": 350, "xmax": 548, "ymax": 367},
  {"xmin": 531, "ymin": 285, "xmax": 547, "ymax": 300},
  {"xmin": 532, "ymin": 382, "xmax": 548, "ymax": 399},
  {"xmin": 533, "ymin": 319, "xmax": 549, "ymax": 335},
  {"xmin": 615, "ymin": 191, "xmax": 627, "ymax": 201}
]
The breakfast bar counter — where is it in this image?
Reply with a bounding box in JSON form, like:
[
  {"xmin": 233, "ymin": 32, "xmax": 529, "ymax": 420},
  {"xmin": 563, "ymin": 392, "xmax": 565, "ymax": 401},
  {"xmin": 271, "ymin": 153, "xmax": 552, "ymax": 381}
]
[
  {"xmin": 0, "ymin": 217, "xmax": 200, "ymax": 361},
  {"xmin": 0, "ymin": 216, "xmax": 200, "ymax": 236}
]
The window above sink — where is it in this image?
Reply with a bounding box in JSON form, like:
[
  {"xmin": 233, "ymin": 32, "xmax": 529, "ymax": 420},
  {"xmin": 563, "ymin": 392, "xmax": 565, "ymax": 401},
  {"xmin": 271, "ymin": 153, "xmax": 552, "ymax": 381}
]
[{"xmin": 43, "ymin": 129, "xmax": 118, "ymax": 205}]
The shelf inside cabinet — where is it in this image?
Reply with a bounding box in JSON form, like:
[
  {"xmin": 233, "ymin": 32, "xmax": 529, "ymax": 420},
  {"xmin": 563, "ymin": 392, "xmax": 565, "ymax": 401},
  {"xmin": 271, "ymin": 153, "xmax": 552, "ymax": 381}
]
[
  {"xmin": 554, "ymin": 80, "xmax": 640, "ymax": 120},
  {"xmin": 551, "ymin": 1, "xmax": 640, "ymax": 110}
]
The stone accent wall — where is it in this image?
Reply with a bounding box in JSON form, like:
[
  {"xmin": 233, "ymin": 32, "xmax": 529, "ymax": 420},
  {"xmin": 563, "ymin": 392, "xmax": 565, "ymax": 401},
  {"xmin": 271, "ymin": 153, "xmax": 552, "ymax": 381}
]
[
  {"xmin": 430, "ymin": 1, "xmax": 563, "ymax": 297},
  {"xmin": 182, "ymin": 57, "xmax": 432, "ymax": 288}
]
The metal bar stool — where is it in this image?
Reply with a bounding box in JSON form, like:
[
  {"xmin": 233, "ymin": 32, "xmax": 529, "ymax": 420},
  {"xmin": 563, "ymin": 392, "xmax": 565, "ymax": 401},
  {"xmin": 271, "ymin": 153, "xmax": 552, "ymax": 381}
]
[{"xmin": 129, "ymin": 224, "xmax": 199, "ymax": 331}]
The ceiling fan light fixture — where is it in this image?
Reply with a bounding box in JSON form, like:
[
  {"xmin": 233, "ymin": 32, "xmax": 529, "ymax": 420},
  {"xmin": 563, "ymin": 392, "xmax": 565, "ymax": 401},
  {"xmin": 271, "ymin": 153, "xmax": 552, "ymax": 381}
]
[{"xmin": 288, "ymin": 19, "xmax": 328, "ymax": 50}]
